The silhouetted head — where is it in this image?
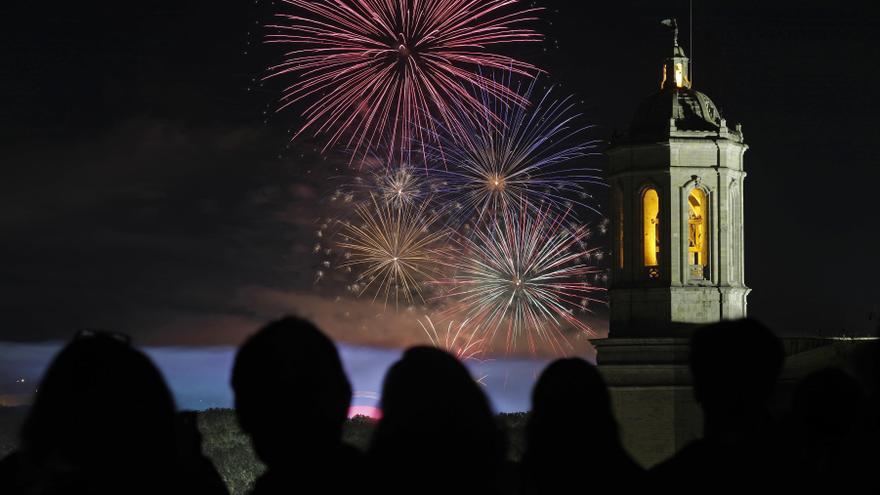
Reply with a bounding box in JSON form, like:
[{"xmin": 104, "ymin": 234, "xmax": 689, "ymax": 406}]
[
  {"xmin": 20, "ymin": 330, "xmax": 177, "ymax": 484},
  {"xmin": 793, "ymin": 367, "xmax": 863, "ymax": 437},
  {"xmin": 231, "ymin": 316, "xmax": 351, "ymax": 466},
  {"xmin": 370, "ymin": 347, "xmax": 502, "ymax": 489},
  {"xmin": 690, "ymin": 319, "xmax": 784, "ymax": 416},
  {"xmin": 522, "ymin": 358, "xmax": 643, "ymax": 494},
  {"xmin": 527, "ymin": 358, "xmax": 618, "ymax": 453}
]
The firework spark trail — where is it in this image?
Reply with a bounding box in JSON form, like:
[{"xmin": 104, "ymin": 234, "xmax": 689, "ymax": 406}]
[
  {"xmin": 338, "ymin": 194, "xmax": 449, "ymax": 306},
  {"xmin": 418, "ymin": 316, "xmax": 486, "ymax": 361},
  {"xmin": 441, "ymin": 205, "xmax": 605, "ymax": 354},
  {"xmin": 265, "ymin": 0, "xmax": 542, "ymax": 164},
  {"xmin": 425, "ymin": 76, "xmax": 604, "ymax": 225}
]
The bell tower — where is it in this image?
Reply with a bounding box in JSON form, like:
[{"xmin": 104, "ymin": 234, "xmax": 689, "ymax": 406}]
[{"xmin": 607, "ymin": 21, "xmax": 749, "ymax": 336}]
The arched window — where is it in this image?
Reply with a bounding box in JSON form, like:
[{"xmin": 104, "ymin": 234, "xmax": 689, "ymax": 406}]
[
  {"xmin": 687, "ymin": 188, "xmax": 708, "ymax": 270},
  {"xmin": 615, "ymin": 188, "xmax": 624, "ymax": 269},
  {"xmin": 729, "ymin": 183, "xmax": 740, "ymax": 283},
  {"xmin": 642, "ymin": 188, "xmax": 660, "ymax": 269}
]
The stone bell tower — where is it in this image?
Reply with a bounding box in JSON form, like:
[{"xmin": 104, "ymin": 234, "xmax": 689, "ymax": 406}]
[
  {"xmin": 607, "ymin": 21, "xmax": 749, "ymax": 336},
  {"xmin": 595, "ymin": 22, "xmax": 873, "ymax": 469}
]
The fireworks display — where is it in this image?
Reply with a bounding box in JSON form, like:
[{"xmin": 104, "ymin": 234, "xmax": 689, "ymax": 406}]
[
  {"xmin": 266, "ymin": 0, "xmax": 542, "ymax": 163},
  {"xmin": 338, "ymin": 194, "xmax": 449, "ymax": 305},
  {"xmin": 442, "ymin": 206, "xmax": 604, "ymax": 354},
  {"xmin": 427, "ymin": 78, "xmax": 604, "ymax": 223},
  {"xmin": 267, "ymin": 1, "xmax": 608, "ymax": 356}
]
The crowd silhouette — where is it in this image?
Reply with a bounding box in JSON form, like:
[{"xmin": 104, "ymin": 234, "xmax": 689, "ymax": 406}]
[{"xmin": 0, "ymin": 316, "xmax": 877, "ymax": 494}]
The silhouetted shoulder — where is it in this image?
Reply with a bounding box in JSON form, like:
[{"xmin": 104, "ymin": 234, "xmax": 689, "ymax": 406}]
[
  {"xmin": 650, "ymin": 439, "xmax": 715, "ymax": 481},
  {"xmin": 250, "ymin": 443, "xmax": 365, "ymax": 495}
]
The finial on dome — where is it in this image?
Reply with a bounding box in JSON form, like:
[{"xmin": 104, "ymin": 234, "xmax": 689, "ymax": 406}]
[{"xmin": 659, "ymin": 18, "xmax": 691, "ymax": 90}]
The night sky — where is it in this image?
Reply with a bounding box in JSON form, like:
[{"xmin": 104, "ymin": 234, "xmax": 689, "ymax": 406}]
[{"xmin": 1, "ymin": 0, "xmax": 878, "ymax": 351}]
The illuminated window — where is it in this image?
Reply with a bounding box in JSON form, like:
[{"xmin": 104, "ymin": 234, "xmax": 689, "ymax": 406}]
[
  {"xmin": 642, "ymin": 188, "xmax": 660, "ymax": 268},
  {"xmin": 674, "ymin": 63, "xmax": 684, "ymax": 88},
  {"xmin": 687, "ymin": 189, "xmax": 708, "ymax": 269}
]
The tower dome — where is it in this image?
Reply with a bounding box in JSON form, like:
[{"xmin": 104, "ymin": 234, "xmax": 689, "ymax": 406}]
[
  {"xmin": 630, "ymin": 87, "xmax": 722, "ymax": 138},
  {"xmin": 623, "ymin": 20, "xmax": 740, "ymax": 143}
]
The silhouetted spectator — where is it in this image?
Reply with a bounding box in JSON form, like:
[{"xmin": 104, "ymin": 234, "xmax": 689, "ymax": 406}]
[
  {"xmin": 0, "ymin": 330, "xmax": 190, "ymax": 494},
  {"xmin": 369, "ymin": 346, "xmax": 505, "ymax": 495},
  {"xmin": 521, "ymin": 358, "xmax": 643, "ymax": 493},
  {"xmin": 231, "ymin": 316, "xmax": 361, "ymax": 494},
  {"xmin": 651, "ymin": 319, "xmax": 785, "ymax": 492}
]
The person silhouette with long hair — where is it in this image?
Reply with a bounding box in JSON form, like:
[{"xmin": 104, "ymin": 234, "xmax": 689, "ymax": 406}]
[
  {"xmin": 231, "ymin": 316, "xmax": 361, "ymax": 494},
  {"xmin": 521, "ymin": 357, "xmax": 643, "ymax": 494},
  {"xmin": 369, "ymin": 346, "xmax": 505, "ymax": 495},
  {"xmin": 0, "ymin": 330, "xmax": 223, "ymax": 494}
]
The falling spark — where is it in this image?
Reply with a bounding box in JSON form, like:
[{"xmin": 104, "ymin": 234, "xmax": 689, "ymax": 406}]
[{"xmin": 418, "ymin": 316, "xmax": 485, "ymax": 361}]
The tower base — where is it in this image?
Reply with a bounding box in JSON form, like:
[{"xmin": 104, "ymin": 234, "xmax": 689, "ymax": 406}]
[
  {"xmin": 593, "ymin": 336, "xmax": 876, "ymax": 467},
  {"xmin": 609, "ymin": 287, "xmax": 750, "ymax": 338}
]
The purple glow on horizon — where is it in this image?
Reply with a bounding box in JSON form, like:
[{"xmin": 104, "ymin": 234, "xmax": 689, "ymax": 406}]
[{"xmin": 0, "ymin": 342, "xmax": 553, "ymax": 412}]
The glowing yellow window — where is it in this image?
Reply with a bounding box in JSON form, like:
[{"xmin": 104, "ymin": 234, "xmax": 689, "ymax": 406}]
[
  {"xmin": 643, "ymin": 188, "xmax": 660, "ymax": 267},
  {"xmin": 674, "ymin": 62, "xmax": 684, "ymax": 88},
  {"xmin": 688, "ymin": 189, "xmax": 708, "ymax": 268}
]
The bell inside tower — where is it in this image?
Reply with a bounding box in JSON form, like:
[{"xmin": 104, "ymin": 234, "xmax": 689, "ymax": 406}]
[
  {"xmin": 642, "ymin": 188, "xmax": 660, "ymax": 277},
  {"xmin": 688, "ymin": 188, "xmax": 708, "ymax": 279}
]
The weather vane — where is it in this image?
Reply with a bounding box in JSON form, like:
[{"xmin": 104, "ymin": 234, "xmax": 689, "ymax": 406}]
[{"xmin": 661, "ymin": 18, "xmax": 679, "ymax": 46}]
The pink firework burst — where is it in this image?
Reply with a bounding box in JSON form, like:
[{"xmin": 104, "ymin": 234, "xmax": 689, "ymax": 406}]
[{"xmin": 266, "ymin": 0, "xmax": 543, "ymax": 164}]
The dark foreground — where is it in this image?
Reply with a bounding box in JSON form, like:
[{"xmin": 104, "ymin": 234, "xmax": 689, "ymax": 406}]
[
  {"xmin": 2, "ymin": 318, "xmax": 877, "ymax": 495},
  {"xmin": 0, "ymin": 407, "xmax": 527, "ymax": 495}
]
